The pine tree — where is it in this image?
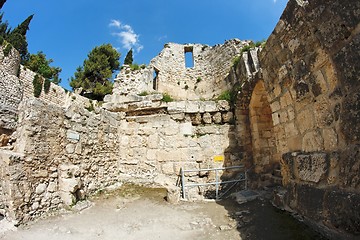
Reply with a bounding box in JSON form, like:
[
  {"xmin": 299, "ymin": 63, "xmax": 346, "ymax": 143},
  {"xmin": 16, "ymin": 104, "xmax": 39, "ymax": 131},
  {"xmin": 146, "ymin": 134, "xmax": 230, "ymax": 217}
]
[
  {"xmin": 124, "ymin": 48, "xmax": 133, "ymax": 65},
  {"xmin": 70, "ymin": 44, "xmax": 120, "ymax": 100},
  {"xmin": 7, "ymin": 14, "xmax": 33, "ymax": 62},
  {"xmin": 10, "ymin": 14, "xmax": 33, "ymax": 36},
  {"xmin": 0, "ymin": 0, "xmax": 7, "ymax": 10}
]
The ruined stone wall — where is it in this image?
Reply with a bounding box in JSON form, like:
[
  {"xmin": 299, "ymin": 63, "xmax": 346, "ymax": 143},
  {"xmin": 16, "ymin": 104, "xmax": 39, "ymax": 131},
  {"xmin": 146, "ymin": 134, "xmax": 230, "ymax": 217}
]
[
  {"xmin": 113, "ymin": 65, "xmax": 154, "ymax": 95},
  {"xmin": 20, "ymin": 67, "xmax": 92, "ymax": 109},
  {"xmin": 0, "ymin": 95, "xmax": 243, "ymax": 223},
  {"xmin": 0, "ymin": 46, "xmax": 22, "ymax": 133},
  {"xmin": 149, "ymin": 40, "xmax": 247, "ymax": 100},
  {"xmin": 258, "ymin": 0, "xmax": 360, "ymax": 237}
]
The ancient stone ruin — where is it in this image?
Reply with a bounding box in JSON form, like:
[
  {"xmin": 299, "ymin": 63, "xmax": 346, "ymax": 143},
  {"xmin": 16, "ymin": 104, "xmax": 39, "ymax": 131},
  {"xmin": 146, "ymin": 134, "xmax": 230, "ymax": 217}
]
[{"xmin": 0, "ymin": 0, "xmax": 359, "ymax": 239}]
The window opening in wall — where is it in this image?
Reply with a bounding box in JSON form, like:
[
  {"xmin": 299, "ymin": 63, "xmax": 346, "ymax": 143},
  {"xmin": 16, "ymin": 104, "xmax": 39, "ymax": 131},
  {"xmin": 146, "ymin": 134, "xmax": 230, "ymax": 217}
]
[
  {"xmin": 184, "ymin": 46, "xmax": 194, "ymax": 68},
  {"xmin": 153, "ymin": 68, "xmax": 159, "ymax": 90}
]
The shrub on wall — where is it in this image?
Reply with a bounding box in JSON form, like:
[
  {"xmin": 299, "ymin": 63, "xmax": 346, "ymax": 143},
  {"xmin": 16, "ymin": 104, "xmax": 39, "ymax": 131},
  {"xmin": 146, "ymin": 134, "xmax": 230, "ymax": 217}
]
[
  {"xmin": 43, "ymin": 78, "xmax": 51, "ymax": 94},
  {"xmin": 162, "ymin": 93, "xmax": 173, "ymax": 102},
  {"xmin": 33, "ymin": 74, "xmax": 43, "ymax": 97}
]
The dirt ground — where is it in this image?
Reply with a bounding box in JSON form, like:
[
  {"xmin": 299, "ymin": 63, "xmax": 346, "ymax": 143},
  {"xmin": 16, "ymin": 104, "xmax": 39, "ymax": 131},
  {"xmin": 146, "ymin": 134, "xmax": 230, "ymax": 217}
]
[{"xmin": 0, "ymin": 185, "xmax": 242, "ymax": 240}]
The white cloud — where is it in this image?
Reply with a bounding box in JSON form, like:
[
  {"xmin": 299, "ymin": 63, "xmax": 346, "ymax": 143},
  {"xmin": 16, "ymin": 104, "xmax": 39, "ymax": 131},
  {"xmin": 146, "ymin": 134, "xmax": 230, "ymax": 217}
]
[
  {"xmin": 109, "ymin": 19, "xmax": 121, "ymax": 28},
  {"xmin": 109, "ymin": 19, "xmax": 143, "ymax": 53},
  {"xmin": 273, "ymin": 0, "xmax": 277, "ymax": 3}
]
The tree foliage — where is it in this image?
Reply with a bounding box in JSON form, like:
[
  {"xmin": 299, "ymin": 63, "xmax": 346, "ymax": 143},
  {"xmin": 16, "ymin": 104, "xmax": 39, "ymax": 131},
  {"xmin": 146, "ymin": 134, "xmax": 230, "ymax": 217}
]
[
  {"xmin": 0, "ymin": 0, "xmax": 33, "ymax": 63},
  {"xmin": 24, "ymin": 51, "xmax": 62, "ymax": 84},
  {"xmin": 70, "ymin": 44, "xmax": 120, "ymax": 100},
  {"xmin": 0, "ymin": 0, "xmax": 6, "ymax": 10},
  {"xmin": 124, "ymin": 48, "xmax": 133, "ymax": 65}
]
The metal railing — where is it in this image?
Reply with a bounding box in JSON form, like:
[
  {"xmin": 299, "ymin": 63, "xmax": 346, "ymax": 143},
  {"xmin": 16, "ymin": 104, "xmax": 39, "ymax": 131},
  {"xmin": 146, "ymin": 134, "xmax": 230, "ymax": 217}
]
[{"xmin": 180, "ymin": 165, "xmax": 247, "ymax": 200}]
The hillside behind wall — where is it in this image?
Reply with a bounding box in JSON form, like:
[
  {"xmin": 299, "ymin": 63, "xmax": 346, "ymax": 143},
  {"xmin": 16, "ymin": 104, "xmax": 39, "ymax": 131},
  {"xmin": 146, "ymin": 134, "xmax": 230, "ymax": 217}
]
[{"xmin": 259, "ymin": 0, "xmax": 360, "ymax": 238}]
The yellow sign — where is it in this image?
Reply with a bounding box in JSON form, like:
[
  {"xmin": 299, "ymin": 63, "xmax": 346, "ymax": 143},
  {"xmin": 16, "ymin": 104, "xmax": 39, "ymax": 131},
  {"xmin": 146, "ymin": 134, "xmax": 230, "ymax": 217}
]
[{"xmin": 213, "ymin": 155, "xmax": 224, "ymax": 162}]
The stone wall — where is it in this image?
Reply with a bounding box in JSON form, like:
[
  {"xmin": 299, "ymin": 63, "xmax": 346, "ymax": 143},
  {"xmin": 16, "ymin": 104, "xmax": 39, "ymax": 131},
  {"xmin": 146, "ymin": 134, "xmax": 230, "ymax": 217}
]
[
  {"xmin": 112, "ymin": 65, "xmax": 154, "ymax": 95},
  {"xmin": 148, "ymin": 40, "xmax": 249, "ymax": 100},
  {"xmin": 0, "ymin": 95, "xmax": 243, "ymax": 223},
  {"xmin": 256, "ymin": 0, "xmax": 360, "ymax": 238},
  {"xmin": 0, "ymin": 46, "xmax": 22, "ymax": 133},
  {"xmin": 0, "ymin": 44, "xmax": 91, "ymax": 137}
]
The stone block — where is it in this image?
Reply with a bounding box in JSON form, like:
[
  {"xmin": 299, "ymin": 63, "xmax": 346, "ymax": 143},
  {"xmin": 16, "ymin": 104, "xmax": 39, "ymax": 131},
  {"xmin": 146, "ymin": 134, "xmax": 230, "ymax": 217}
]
[
  {"xmin": 161, "ymin": 162, "xmax": 174, "ymax": 175},
  {"xmin": 296, "ymin": 108, "xmax": 315, "ymax": 134},
  {"xmin": 296, "ymin": 153, "xmax": 328, "ymax": 183},
  {"xmin": 167, "ymin": 101, "xmax": 186, "ymax": 113},
  {"xmin": 212, "ymin": 112, "xmax": 222, "ymax": 124},
  {"xmin": 302, "ymin": 130, "xmax": 324, "ymax": 152},
  {"xmin": 322, "ymin": 128, "xmax": 338, "ymax": 151},
  {"xmin": 217, "ymin": 100, "xmax": 230, "ymax": 111},
  {"xmin": 204, "ymin": 101, "xmax": 217, "ymax": 112},
  {"xmin": 185, "ymin": 101, "xmax": 200, "ymax": 113},
  {"xmin": 222, "ymin": 112, "xmax": 234, "ymax": 123},
  {"xmin": 203, "ymin": 112, "xmax": 212, "ymax": 124},
  {"xmin": 180, "ymin": 122, "xmax": 193, "ymax": 136},
  {"xmin": 35, "ymin": 183, "xmax": 47, "ymax": 195}
]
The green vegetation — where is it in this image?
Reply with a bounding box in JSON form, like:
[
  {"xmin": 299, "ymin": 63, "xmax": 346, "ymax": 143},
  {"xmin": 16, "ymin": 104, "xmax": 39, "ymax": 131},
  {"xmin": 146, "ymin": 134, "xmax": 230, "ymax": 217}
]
[
  {"xmin": 161, "ymin": 93, "xmax": 173, "ymax": 102},
  {"xmin": 43, "ymin": 78, "xmax": 51, "ymax": 93},
  {"xmin": 130, "ymin": 63, "xmax": 140, "ymax": 71},
  {"xmin": 124, "ymin": 48, "xmax": 133, "ymax": 65},
  {"xmin": 0, "ymin": 2, "xmax": 33, "ymax": 62},
  {"xmin": 138, "ymin": 91, "xmax": 149, "ymax": 96},
  {"xmin": 217, "ymin": 89, "xmax": 237, "ymax": 104},
  {"xmin": 69, "ymin": 43, "xmax": 120, "ymax": 101},
  {"xmin": 3, "ymin": 42, "xmax": 11, "ymax": 56},
  {"xmin": 32, "ymin": 74, "xmax": 43, "ymax": 97},
  {"xmin": 196, "ymin": 77, "xmax": 202, "ymax": 83},
  {"xmin": 24, "ymin": 51, "xmax": 62, "ymax": 85},
  {"xmin": 232, "ymin": 40, "xmax": 266, "ymax": 68}
]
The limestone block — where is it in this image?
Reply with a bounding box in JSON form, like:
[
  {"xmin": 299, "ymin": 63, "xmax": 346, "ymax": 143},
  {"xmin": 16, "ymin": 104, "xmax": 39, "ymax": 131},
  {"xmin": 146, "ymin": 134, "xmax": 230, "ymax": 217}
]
[
  {"xmin": 60, "ymin": 192, "xmax": 76, "ymax": 206},
  {"xmin": 191, "ymin": 113, "xmax": 202, "ymax": 125},
  {"xmin": 302, "ymin": 130, "xmax": 324, "ymax": 152},
  {"xmin": 47, "ymin": 182, "xmax": 57, "ymax": 193},
  {"xmin": 167, "ymin": 101, "xmax": 186, "ymax": 113},
  {"xmin": 161, "ymin": 162, "xmax": 174, "ymax": 174},
  {"xmin": 180, "ymin": 122, "xmax": 193, "ymax": 136},
  {"xmin": 66, "ymin": 130, "xmax": 80, "ymax": 141},
  {"xmin": 296, "ymin": 153, "xmax": 328, "ymax": 183},
  {"xmin": 146, "ymin": 149, "xmax": 157, "ymax": 160},
  {"xmin": 166, "ymin": 186, "xmax": 180, "ymax": 204},
  {"xmin": 147, "ymin": 134, "xmax": 159, "ymax": 149},
  {"xmin": 323, "ymin": 128, "xmax": 338, "ymax": 151},
  {"xmin": 296, "ymin": 108, "xmax": 315, "ymax": 134},
  {"xmin": 59, "ymin": 178, "xmax": 80, "ymax": 193},
  {"xmin": 270, "ymin": 101, "xmax": 281, "ymax": 113},
  {"xmin": 203, "ymin": 112, "xmax": 212, "ymax": 124},
  {"xmin": 35, "ymin": 183, "xmax": 47, "ymax": 195},
  {"xmin": 204, "ymin": 101, "xmax": 217, "ymax": 112},
  {"xmin": 222, "ymin": 112, "xmax": 234, "ymax": 123},
  {"xmin": 170, "ymin": 113, "xmax": 185, "ymax": 121},
  {"xmin": 185, "ymin": 101, "xmax": 200, "ymax": 113},
  {"xmin": 217, "ymin": 100, "xmax": 230, "ymax": 111},
  {"xmin": 65, "ymin": 144, "xmax": 75, "ymax": 154},
  {"xmin": 212, "ymin": 112, "xmax": 222, "ymax": 124},
  {"xmin": 161, "ymin": 123, "xmax": 179, "ymax": 136}
]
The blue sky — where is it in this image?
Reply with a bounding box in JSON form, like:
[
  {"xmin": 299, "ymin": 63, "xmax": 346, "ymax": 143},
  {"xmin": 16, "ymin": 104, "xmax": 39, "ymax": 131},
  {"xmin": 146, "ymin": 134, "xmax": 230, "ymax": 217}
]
[{"xmin": 2, "ymin": 0, "xmax": 288, "ymax": 90}]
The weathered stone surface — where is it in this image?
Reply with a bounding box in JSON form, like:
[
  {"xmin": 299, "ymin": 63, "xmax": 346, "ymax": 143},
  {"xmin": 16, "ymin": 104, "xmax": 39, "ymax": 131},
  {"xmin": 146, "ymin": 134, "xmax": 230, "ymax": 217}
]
[{"xmin": 296, "ymin": 153, "xmax": 327, "ymax": 183}]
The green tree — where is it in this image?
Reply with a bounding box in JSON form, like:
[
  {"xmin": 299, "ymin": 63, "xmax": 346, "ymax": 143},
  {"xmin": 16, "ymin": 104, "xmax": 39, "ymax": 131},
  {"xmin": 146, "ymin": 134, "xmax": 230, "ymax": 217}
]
[
  {"xmin": 6, "ymin": 15, "xmax": 33, "ymax": 62},
  {"xmin": 24, "ymin": 51, "xmax": 62, "ymax": 84},
  {"xmin": 0, "ymin": 0, "xmax": 7, "ymax": 10},
  {"xmin": 124, "ymin": 48, "xmax": 133, "ymax": 65},
  {"xmin": 70, "ymin": 43, "xmax": 120, "ymax": 100}
]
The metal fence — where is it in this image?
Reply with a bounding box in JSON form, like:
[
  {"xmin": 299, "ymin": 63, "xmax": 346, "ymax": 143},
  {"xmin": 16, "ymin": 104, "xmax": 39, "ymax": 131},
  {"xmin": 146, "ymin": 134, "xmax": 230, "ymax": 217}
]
[{"xmin": 180, "ymin": 165, "xmax": 247, "ymax": 200}]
